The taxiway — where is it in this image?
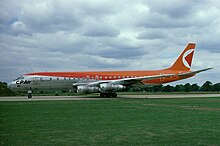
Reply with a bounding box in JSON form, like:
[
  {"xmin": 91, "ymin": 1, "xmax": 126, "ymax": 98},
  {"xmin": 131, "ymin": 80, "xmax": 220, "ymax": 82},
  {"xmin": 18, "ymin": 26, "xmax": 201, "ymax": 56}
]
[{"xmin": 0, "ymin": 94, "xmax": 220, "ymax": 101}]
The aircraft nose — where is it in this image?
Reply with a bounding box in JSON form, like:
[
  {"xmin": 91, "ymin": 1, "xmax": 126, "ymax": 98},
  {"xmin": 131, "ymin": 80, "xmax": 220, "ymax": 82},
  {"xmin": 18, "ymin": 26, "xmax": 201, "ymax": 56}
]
[{"xmin": 7, "ymin": 81, "xmax": 16, "ymax": 89}]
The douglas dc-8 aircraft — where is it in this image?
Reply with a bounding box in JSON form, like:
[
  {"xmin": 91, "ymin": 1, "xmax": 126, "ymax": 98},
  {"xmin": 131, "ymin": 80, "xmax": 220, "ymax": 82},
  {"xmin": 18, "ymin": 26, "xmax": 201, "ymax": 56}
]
[{"xmin": 8, "ymin": 43, "xmax": 212, "ymax": 97}]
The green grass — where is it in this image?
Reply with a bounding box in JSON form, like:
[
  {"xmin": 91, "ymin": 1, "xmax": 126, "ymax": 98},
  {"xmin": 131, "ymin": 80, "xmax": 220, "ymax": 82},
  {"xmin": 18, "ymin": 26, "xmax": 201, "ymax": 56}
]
[{"xmin": 0, "ymin": 97, "xmax": 220, "ymax": 145}]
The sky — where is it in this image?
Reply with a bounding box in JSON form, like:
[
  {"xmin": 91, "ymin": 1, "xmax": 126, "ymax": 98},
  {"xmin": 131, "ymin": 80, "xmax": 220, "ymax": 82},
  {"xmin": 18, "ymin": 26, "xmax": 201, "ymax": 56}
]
[{"xmin": 0, "ymin": 0, "xmax": 219, "ymax": 85}]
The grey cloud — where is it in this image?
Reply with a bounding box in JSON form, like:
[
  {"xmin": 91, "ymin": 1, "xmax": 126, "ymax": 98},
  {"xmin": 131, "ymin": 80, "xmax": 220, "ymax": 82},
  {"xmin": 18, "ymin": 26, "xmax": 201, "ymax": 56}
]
[
  {"xmin": 136, "ymin": 13, "xmax": 194, "ymax": 29},
  {"xmin": 76, "ymin": 54, "xmax": 127, "ymax": 69},
  {"xmin": 83, "ymin": 24, "xmax": 120, "ymax": 37},
  {"xmin": 136, "ymin": 1, "xmax": 219, "ymax": 29},
  {"xmin": 198, "ymin": 42, "xmax": 220, "ymax": 53},
  {"xmin": 4, "ymin": 0, "xmax": 121, "ymax": 34},
  {"xmin": 146, "ymin": 0, "xmax": 197, "ymax": 18},
  {"xmin": 98, "ymin": 47, "xmax": 144, "ymax": 59},
  {"xmin": 81, "ymin": 17, "xmax": 120, "ymax": 37},
  {"xmin": 0, "ymin": 0, "xmax": 219, "ymax": 84},
  {"xmin": 95, "ymin": 38, "xmax": 146, "ymax": 59},
  {"xmin": 137, "ymin": 29, "xmax": 166, "ymax": 40}
]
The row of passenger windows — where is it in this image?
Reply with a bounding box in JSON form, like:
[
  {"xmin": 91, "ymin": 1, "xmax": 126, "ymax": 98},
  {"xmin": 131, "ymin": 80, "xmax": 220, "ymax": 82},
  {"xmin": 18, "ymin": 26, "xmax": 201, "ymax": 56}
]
[{"xmin": 39, "ymin": 75, "xmax": 138, "ymax": 80}]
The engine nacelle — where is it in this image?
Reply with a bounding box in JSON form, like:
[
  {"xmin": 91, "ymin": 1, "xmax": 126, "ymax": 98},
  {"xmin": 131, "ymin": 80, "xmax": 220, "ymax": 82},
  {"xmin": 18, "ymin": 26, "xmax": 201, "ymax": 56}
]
[
  {"xmin": 99, "ymin": 83, "xmax": 125, "ymax": 92},
  {"xmin": 77, "ymin": 86, "xmax": 99, "ymax": 94}
]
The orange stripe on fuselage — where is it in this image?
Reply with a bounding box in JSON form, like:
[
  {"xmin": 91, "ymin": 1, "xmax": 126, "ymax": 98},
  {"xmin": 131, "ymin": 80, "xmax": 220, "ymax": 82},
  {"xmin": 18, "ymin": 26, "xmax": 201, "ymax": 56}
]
[{"xmin": 25, "ymin": 69, "xmax": 194, "ymax": 84}]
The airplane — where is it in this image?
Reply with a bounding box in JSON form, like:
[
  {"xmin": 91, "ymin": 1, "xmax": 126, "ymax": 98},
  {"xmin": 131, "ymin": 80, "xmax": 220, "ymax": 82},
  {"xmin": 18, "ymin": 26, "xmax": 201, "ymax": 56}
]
[{"xmin": 8, "ymin": 43, "xmax": 212, "ymax": 97}]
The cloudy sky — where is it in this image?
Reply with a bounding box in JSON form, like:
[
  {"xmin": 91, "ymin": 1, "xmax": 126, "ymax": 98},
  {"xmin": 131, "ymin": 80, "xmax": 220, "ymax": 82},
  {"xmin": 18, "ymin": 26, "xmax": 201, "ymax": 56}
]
[{"xmin": 0, "ymin": 0, "xmax": 219, "ymax": 85}]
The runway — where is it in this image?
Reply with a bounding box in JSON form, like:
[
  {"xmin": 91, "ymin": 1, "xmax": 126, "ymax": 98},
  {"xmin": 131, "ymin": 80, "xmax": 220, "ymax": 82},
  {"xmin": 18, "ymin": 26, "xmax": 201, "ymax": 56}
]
[{"xmin": 0, "ymin": 94, "xmax": 220, "ymax": 101}]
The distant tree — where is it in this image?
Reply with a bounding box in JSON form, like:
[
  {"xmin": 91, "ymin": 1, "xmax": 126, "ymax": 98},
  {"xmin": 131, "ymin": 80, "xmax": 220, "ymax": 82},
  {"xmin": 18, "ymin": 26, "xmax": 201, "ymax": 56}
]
[
  {"xmin": 141, "ymin": 86, "xmax": 150, "ymax": 92},
  {"xmin": 133, "ymin": 87, "xmax": 141, "ymax": 92},
  {"xmin": 211, "ymin": 83, "xmax": 220, "ymax": 92},
  {"xmin": 2, "ymin": 82, "xmax": 7, "ymax": 86},
  {"xmin": 0, "ymin": 81, "xmax": 17, "ymax": 96},
  {"xmin": 152, "ymin": 85, "xmax": 163, "ymax": 92},
  {"xmin": 174, "ymin": 85, "xmax": 180, "ymax": 92},
  {"xmin": 191, "ymin": 83, "xmax": 200, "ymax": 91},
  {"xmin": 174, "ymin": 84, "xmax": 184, "ymax": 92},
  {"xmin": 201, "ymin": 81, "xmax": 213, "ymax": 91},
  {"xmin": 163, "ymin": 85, "xmax": 173, "ymax": 92},
  {"xmin": 148, "ymin": 86, "xmax": 154, "ymax": 92},
  {"xmin": 136, "ymin": 86, "xmax": 149, "ymax": 92},
  {"xmin": 184, "ymin": 83, "xmax": 191, "ymax": 92}
]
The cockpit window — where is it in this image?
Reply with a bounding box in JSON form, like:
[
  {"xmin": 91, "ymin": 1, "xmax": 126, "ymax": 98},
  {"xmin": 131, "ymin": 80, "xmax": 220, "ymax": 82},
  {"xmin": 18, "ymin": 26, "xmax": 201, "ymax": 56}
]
[{"xmin": 13, "ymin": 76, "xmax": 24, "ymax": 81}]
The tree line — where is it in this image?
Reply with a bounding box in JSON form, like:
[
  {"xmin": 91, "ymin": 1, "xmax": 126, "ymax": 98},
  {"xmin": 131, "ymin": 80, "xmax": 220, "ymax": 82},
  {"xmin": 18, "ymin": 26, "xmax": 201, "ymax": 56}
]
[
  {"xmin": 0, "ymin": 81, "xmax": 220, "ymax": 96},
  {"xmin": 0, "ymin": 82, "xmax": 17, "ymax": 96},
  {"xmin": 132, "ymin": 81, "xmax": 220, "ymax": 92}
]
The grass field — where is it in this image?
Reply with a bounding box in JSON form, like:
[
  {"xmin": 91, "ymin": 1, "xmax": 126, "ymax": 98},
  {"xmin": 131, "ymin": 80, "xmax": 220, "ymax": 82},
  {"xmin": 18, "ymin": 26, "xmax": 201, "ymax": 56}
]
[{"xmin": 0, "ymin": 97, "xmax": 220, "ymax": 145}]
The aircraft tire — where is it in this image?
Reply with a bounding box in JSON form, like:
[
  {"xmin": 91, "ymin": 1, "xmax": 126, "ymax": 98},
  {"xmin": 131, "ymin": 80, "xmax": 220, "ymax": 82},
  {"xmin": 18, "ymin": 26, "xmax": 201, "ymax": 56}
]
[
  {"xmin": 100, "ymin": 93, "xmax": 105, "ymax": 98},
  {"xmin": 112, "ymin": 93, "xmax": 117, "ymax": 98},
  {"xmin": 28, "ymin": 94, "xmax": 32, "ymax": 99}
]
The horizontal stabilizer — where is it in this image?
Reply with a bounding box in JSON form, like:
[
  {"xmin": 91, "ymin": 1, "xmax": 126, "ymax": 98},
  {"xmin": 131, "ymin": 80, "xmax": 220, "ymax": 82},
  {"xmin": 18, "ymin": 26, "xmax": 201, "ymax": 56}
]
[{"xmin": 178, "ymin": 68, "xmax": 213, "ymax": 77}]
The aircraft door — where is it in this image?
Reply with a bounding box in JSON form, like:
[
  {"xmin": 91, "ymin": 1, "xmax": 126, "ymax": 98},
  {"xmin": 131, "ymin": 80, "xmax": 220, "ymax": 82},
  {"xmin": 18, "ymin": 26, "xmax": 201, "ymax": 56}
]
[{"xmin": 160, "ymin": 73, "xmax": 165, "ymax": 82}]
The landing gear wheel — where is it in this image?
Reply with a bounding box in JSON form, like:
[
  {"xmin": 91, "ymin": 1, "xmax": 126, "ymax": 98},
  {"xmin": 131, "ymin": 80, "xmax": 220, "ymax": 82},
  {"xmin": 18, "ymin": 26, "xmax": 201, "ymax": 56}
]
[
  {"xmin": 112, "ymin": 93, "xmax": 117, "ymax": 98},
  {"xmin": 28, "ymin": 94, "xmax": 32, "ymax": 99},
  {"xmin": 100, "ymin": 93, "xmax": 105, "ymax": 98}
]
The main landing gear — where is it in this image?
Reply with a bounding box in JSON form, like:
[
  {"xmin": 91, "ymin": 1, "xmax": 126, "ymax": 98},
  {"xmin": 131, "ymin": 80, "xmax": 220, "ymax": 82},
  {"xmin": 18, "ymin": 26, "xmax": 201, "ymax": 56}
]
[
  {"xmin": 28, "ymin": 93, "xmax": 32, "ymax": 98},
  {"xmin": 100, "ymin": 93, "xmax": 117, "ymax": 98}
]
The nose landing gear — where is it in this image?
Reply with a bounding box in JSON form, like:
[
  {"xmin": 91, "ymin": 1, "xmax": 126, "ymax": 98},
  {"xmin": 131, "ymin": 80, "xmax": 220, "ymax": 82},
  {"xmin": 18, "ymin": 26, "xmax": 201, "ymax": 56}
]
[{"xmin": 27, "ymin": 88, "xmax": 32, "ymax": 98}]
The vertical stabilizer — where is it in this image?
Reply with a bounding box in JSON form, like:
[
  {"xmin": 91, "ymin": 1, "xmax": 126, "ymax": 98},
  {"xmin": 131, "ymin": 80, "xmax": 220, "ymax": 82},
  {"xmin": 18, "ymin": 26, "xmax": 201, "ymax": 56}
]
[{"xmin": 168, "ymin": 43, "xmax": 196, "ymax": 71}]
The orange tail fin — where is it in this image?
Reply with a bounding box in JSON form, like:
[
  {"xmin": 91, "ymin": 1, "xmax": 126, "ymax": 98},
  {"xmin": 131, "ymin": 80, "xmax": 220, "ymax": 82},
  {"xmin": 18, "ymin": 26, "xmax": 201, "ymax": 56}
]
[{"xmin": 168, "ymin": 43, "xmax": 196, "ymax": 71}]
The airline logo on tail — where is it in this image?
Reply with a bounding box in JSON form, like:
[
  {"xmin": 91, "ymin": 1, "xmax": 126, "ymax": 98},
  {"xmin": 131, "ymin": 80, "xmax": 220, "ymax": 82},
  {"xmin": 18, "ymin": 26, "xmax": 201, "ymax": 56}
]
[
  {"xmin": 182, "ymin": 49, "xmax": 194, "ymax": 69},
  {"xmin": 168, "ymin": 43, "xmax": 196, "ymax": 71}
]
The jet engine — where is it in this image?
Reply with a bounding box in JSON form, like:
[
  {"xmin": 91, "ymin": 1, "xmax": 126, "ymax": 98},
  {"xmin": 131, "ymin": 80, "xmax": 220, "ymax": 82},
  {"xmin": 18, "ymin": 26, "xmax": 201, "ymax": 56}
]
[
  {"xmin": 99, "ymin": 83, "xmax": 125, "ymax": 92},
  {"xmin": 77, "ymin": 86, "xmax": 99, "ymax": 94}
]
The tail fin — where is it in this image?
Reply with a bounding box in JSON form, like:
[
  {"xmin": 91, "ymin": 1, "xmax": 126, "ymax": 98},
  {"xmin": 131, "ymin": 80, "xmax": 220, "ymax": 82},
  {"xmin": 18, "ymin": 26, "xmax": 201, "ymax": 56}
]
[{"xmin": 168, "ymin": 43, "xmax": 196, "ymax": 71}]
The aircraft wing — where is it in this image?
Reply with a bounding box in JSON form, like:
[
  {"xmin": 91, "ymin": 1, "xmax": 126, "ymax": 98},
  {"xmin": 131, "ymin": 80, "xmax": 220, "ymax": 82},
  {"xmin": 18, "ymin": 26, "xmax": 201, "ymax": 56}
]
[
  {"xmin": 110, "ymin": 74, "xmax": 175, "ymax": 85},
  {"xmin": 73, "ymin": 74, "xmax": 176, "ymax": 87},
  {"xmin": 178, "ymin": 68, "xmax": 213, "ymax": 77}
]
